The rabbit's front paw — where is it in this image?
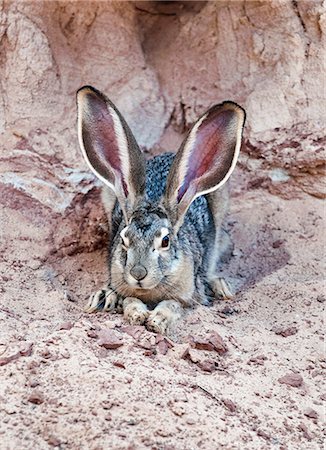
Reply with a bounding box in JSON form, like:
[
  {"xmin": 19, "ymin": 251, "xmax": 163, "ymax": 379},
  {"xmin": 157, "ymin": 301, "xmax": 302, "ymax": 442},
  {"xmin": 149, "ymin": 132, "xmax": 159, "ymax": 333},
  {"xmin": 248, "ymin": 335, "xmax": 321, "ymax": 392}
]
[
  {"xmin": 84, "ymin": 287, "xmax": 117, "ymax": 313},
  {"xmin": 147, "ymin": 300, "xmax": 182, "ymax": 334},
  {"xmin": 123, "ymin": 297, "xmax": 149, "ymax": 325}
]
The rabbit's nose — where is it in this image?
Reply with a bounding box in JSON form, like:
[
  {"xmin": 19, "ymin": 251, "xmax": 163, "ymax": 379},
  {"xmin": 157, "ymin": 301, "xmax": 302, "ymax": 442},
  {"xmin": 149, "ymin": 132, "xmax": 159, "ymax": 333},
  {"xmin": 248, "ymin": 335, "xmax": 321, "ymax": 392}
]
[{"xmin": 130, "ymin": 265, "xmax": 148, "ymax": 281}]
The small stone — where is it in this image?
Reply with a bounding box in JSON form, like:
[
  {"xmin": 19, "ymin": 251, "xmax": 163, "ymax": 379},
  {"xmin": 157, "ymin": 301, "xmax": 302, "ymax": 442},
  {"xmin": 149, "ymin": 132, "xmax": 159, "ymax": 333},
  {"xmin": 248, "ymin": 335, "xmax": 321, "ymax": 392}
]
[
  {"xmin": 28, "ymin": 391, "xmax": 44, "ymax": 405},
  {"xmin": 58, "ymin": 322, "xmax": 74, "ymax": 331},
  {"xmin": 20, "ymin": 342, "xmax": 33, "ymax": 357},
  {"xmin": 316, "ymin": 295, "xmax": 325, "ymax": 303},
  {"xmin": 272, "ymin": 326, "xmax": 298, "ymax": 337},
  {"xmin": 298, "ymin": 422, "xmax": 312, "ymax": 440},
  {"xmin": 97, "ymin": 329, "xmax": 123, "ymax": 349},
  {"xmin": 0, "ymin": 354, "xmax": 19, "ymax": 366},
  {"xmin": 278, "ymin": 373, "xmax": 303, "ymax": 388},
  {"xmin": 248, "ymin": 355, "xmax": 267, "ymax": 365},
  {"xmin": 155, "ymin": 335, "xmax": 173, "ymax": 355},
  {"xmin": 208, "ymin": 331, "xmax": 228, "ymax": 354},
  {"xmin": 257, "ymin": 429, "xmax": 270, "ymax": 440},
  {"xmin": 47, "ymin": 436, "xmax": 61, "ymax": 447},
  {"xmin": 170, "ymin": 402, "xmax": 185, "ymax": 417},
  {"xmin": 121, "ymin": 325, "xmax": 145, "ymax": 340},
  {"xmin": 186, "ymin": 416, "xmax": 197, "ymax": 425},
  {"xmin": 64, "ymin": 290, "xmax": 75, "ymax": 302},
  {"xmin": 198, "ymin": 359, "xmax": 217, "ymax": 373},
  {"xmin": 29, "ymin": 379, "xmax": 40, "ymax": 388},
  {"xmin": 272, "ymin": 239, "xmax": 284, "ymax": 248},
  {"xmin": 223, "ymin": 399, "xmax": 237, "ymax": 412},
  {"xmin": 87, "ymin": 329, "xmax": 98, "ymax": 338},
  {"xmin": 188, "ymin": 335, "xmax": 215, "ymax": 351},
  {"xmin": 113, "ymin": 361, "xmax": 125, "ymax": 369},
  {"xmin": 303, "ymin": 408, "xmax": 318, "ymax": 419}
]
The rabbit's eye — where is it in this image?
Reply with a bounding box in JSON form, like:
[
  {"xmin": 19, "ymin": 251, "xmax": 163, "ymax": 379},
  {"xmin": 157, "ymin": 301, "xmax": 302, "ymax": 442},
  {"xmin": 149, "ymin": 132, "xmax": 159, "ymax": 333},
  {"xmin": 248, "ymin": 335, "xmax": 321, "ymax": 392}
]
[{"xmin": 161, "ymin": 235, "xmax": 170, "ymax": 248}]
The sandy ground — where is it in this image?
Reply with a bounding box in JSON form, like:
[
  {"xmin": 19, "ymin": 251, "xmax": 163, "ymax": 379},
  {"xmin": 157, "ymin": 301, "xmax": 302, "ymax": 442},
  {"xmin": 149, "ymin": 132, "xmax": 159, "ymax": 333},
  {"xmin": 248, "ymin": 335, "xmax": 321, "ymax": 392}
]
[{"xmin": 0, "ymin": 189, "xmax": 324, "ymax": 450}]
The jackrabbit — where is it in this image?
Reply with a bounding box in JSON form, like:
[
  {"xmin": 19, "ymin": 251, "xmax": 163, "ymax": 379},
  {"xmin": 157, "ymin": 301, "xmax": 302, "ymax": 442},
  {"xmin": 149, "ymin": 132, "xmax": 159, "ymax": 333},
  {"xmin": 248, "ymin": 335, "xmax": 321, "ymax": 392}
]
[{"xmin": 77, "ymin": 86, "xmax": 245, "ymax": 334}]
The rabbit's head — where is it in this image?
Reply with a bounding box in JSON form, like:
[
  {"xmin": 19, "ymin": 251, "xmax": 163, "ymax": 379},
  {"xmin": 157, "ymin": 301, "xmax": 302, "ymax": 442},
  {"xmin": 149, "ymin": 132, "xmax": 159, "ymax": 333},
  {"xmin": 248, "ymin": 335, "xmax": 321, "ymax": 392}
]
[{"xmin": 77, "ymin": 86, "xmax": 245, "ymax": 294}]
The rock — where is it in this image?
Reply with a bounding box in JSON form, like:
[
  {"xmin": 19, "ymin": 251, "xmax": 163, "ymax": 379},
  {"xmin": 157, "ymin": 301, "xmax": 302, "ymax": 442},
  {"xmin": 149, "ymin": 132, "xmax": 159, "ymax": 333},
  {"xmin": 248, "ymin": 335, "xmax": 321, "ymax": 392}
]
[
  {"xmin": 0, "ymin": 342, "xmax": 34, "ymax": 365},
  {"xmin": 197, "ymin": 359, "xmax": 217, "ymax": 373},
  {"xmin": 113, "ymin": 361, "xmax": 125, "ymax": 369},
  {"xmin": 257, "ymin": 429, "xmax": 270, "ymax": 441},
  {"xmin": 272, "ymin": 239, "xmax": 284, "ymax": 248},
  {"xmin": 121, "ymin": 325, "xmax": 145, "ymax": 340},
  {"xmin": 155, "ymin": 334, "xmax": 173, "ymax": 355},
  {"xmin": 97, "ymin": 329, "xmax": 123, "ymax": 350},
  {"xmin": 47, "ymin": 436, "xmax": 61, "ymax": 447},
  {"xmin": 278, "ymin": 373, "xmax": 303, "ymax": 387},
  {"xmin": 188, "ymin": 335, "xmax": 215, "ymax": 352},
  {"xmin": 303, "ymin": 408, "xmax": 318, "ymax": 419},
  {"xmin": 298, "ymin": 422, "xmax": 312, "ymax": 440},
  {"xmin": 248, "ymin": 355, "xmax": 268, "ymax": 365},
  {"xmin": 208, "ymin": 332, "xmax": 228, "ymax": 354},
  {"xmin": 0, "ymin": 354, "xmax": 19, "ymax": 366},
  {"xmin": 223, "ymin": 399, "xmax": 237, "ymax": 412},
  {"xmin": 28, "ymin": 391, "xmax": 44, "ymax": 405},
  {"xmin": 19, "ymin": 342, "xmax": 33, "ymax": 357},
  {"xmin": 272, "ymin": 326, "xmax": 298, "ymax": 337},
  {"xmin": 87, "ymin": 330, "xmax": 98, "ymax": 339},
  {"xmin": 58, "ymin": 322, "xmax": 74, "ymax": 331}
]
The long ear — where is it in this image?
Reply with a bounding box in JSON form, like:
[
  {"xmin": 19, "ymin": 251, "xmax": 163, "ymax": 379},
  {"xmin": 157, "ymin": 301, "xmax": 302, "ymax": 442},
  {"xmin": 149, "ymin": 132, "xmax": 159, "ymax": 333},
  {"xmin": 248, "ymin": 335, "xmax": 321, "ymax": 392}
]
[
  {"xmin": 163, "ymin": 101, "xmax": 245, "ymax": 229},
  {"xmin": 76, "ymin": 85, "xmax": 146, "ymax": 220}
]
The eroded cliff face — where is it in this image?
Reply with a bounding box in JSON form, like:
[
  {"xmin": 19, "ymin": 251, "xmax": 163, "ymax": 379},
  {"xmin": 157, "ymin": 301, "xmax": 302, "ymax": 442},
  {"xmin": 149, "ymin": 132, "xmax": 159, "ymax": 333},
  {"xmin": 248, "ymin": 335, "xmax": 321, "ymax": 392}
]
[{"xmin": 0, "ymin": 0, "xmax": 324, "ymax": 254}]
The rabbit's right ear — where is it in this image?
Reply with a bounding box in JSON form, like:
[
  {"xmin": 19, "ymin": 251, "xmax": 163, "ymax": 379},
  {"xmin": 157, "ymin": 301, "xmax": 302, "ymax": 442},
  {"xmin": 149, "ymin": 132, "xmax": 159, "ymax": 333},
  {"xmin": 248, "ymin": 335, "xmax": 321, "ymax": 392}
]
[{"xmin": 77, "ymin": 86, "xmax": 146, "ymax": 220}]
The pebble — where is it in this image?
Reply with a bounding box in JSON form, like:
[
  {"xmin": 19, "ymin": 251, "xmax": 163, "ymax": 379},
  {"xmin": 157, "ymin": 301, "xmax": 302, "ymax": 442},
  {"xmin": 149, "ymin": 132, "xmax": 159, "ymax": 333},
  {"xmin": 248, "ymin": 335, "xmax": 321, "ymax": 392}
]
[
  {"xmin": 97, "ymin": 329, "xmax": 123, "ymax": 349},
  {"xmin": 28, "ymin": 391, "xmax": 44, "ymax": 405},
  {"xmin": 278, "ymin": 373, "xmax": 303, "ymax": 387},
  {"xmin": 223, "ymin": 399, "xmax": 237, "ymax": 412},
  {"xmin": 303, "ymin": 408, "xmax": 318, "ymax": 419},
  {"xmin": 58, "ymin": 322, "xmax": 74, "ymax": 331},
  {"xmin": 272, "ymin": 326, "xmax": 298, "ymax": 337}
]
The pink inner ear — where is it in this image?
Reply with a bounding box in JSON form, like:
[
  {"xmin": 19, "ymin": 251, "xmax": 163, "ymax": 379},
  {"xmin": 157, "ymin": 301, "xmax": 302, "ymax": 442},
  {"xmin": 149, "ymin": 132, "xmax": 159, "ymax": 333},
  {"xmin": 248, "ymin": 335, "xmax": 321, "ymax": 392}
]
[
  {"xmin": 84, "ymin": 93, "xmax": 128, "ymax": 196},
  {"xmin": 177, "ymin": 109, "xmax": 234, "ymax": 202}
]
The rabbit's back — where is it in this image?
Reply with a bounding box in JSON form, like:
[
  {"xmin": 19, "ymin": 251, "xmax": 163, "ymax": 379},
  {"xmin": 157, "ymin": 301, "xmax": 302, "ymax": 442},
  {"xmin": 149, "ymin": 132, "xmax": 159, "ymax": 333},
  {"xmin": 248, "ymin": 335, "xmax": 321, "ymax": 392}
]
[{"xmin": 146, "ymin": 153, "xmax": 212, "ymax": 234}]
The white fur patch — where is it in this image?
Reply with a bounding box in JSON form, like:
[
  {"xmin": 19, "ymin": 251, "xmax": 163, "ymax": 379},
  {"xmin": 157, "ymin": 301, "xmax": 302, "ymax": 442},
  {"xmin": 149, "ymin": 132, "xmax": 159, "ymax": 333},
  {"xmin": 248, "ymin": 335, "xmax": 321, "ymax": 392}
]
[
  {"xmin": 108, "ymin": 106, "xmax": 130, "ymax": 191},
  {"xmin": 120, "ymin": 226, "xmax": 130, "ymax": 248}
]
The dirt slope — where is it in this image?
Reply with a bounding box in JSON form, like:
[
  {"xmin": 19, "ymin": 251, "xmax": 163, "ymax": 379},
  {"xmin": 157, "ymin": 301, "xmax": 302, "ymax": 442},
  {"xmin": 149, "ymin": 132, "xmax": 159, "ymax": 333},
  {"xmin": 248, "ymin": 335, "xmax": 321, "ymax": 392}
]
[{"xmin": 0, "ymin": 190, "xmax": 324, "ymax": 449}]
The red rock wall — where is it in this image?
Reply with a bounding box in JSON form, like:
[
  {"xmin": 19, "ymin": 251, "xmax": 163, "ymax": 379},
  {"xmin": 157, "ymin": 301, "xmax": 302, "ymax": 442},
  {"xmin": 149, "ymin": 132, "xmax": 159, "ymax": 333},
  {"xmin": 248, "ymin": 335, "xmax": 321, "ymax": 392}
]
[{"xmin": 0, "ymin": 0, "xmax": 324, "ymax": 256}]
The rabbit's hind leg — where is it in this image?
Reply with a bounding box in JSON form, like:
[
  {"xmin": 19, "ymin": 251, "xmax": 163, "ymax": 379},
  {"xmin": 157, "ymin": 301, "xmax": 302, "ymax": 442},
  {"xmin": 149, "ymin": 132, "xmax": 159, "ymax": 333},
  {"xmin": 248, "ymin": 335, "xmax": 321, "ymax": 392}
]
[
  {"xmin": 206, "ymin": 187, "xmax": 234, "ymax": 300},
  {"xmin": 84, "ymin": 286, "xmax": 118, "ymax": 313},
  {"xmin": 207, "ymin": 230, "xmax": 234, "ymax": 300}
]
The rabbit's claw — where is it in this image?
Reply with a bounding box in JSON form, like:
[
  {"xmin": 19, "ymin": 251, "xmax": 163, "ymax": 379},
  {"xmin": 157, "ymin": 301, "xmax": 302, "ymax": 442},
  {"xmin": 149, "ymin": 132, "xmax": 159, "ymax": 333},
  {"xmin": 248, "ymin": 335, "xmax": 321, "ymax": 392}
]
[
  {"xmin": 209, "ymin": 277, "xmax": 234, "ymax": 300},
  {"xmin": 84, "ymin": 287, "xmax": 117, "ymax": 313}
]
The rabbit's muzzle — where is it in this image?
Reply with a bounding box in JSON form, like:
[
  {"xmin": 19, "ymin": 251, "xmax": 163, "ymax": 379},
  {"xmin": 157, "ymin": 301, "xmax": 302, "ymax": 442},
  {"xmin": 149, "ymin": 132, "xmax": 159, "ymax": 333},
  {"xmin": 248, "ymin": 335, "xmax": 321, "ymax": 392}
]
[{"xmin": 129, "ymin": 265, "xmax": 148, "ymax": 282}]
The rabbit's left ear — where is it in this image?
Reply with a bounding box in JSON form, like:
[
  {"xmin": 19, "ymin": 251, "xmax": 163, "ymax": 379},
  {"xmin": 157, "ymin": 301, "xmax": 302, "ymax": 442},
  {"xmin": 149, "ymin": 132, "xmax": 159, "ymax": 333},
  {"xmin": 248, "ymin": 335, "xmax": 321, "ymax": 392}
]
[
  {"xmin": 77, "ymin": 86, "xmax": 146, "ymax": 221},
  {"xmin": 164, "ymin": 101, "xmax": 245, "ymax": 229}
]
